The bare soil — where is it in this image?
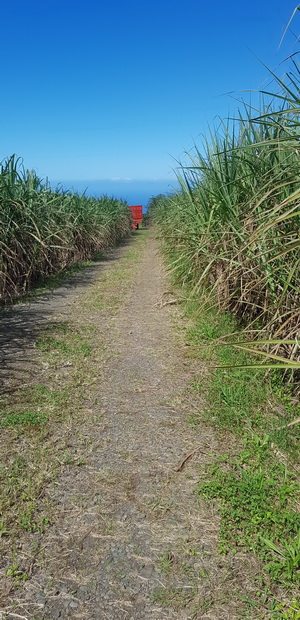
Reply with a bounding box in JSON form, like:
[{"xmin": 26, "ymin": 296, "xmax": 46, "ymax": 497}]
[{"xmin": 0, "ymin": 233, "xmax": 263, "ymax": 619}]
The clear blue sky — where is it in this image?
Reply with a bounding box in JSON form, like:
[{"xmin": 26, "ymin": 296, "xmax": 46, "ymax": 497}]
[{"xmin": 0, "ymin": 0, "xmax": 298, "ymax": 198}]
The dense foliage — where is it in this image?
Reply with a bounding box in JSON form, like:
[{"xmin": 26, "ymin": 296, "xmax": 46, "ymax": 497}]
[
  {"xmin": 151, "ymin": 62, "xmax": 300, "ymax": 370},
  {"xmin": 0, "ymin": 156, "xmax": 132, "ymax": 302}
]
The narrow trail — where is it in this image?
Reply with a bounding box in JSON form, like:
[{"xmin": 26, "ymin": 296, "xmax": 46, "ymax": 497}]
[{"xmin": 1, "ymin": 233, "xmax": 258, "ymax": 620}]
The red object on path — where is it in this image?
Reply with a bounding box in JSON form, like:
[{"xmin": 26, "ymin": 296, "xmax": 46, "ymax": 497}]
[{"xmin": 129, "ymin": 205, "xmax": 143, "ymax": 229}]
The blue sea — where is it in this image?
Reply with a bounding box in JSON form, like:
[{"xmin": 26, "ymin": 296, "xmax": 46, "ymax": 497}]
[{"xmin": 49, "ymin": 179, "xmax": 179, "ymax": 211}]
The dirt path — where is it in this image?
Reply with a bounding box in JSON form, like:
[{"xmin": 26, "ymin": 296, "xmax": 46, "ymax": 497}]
[{"xmin": 0, "ymin": 233, "xmax": 258, "ymax": 620}]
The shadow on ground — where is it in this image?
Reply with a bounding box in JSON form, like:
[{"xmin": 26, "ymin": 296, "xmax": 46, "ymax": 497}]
[{"xmin": 0, "ymin": 237, "xmax": 133, "ymax": 394}]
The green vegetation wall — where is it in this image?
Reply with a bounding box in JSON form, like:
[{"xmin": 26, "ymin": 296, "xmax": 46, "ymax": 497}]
[
  {"xmin": 0, "ymin": 156, "xmax": 132, "ymax": 302},
  {"xmin": 151, "ymin": 67, "xmax": 300, "ymax": 371}
]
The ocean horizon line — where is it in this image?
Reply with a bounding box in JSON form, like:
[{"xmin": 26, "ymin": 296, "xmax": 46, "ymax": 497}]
[{"xmin": 48, "ymin": 178, "xmax": 179, "ymax": 208}]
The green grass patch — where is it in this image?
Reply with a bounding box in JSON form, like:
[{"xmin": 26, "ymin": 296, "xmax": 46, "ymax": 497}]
[
  {"xmin": 0, "ymin": 408, "xmax": 48, "ymax": 428},
  {"xmin": 182, "ymin": 298, "xmax": 300, "ymax": 611},
  {"xmin": 198, "ymin": 437, "xmax": 300, "ymax": 584},
  {"xmin": 0, "ymin": 453, "xmax": 51, "ymax": 534},
  {"xmin": 152, "ymin": 586, "xmax": 191, "ymax": 608},
  {"xmin": 36, "ymin": 322, "xmax": 93, "ymax": 359},
  {"xmin": 0, "ymin": 383, "xmax": 68, "ymax": 428},
  {"xmin": 158, "ymin": 552, "xmax": 174, "ymax": 574},
  {"xmin": 187, "ymin": 305, "xmax": 300, "ymax": 458},
  {"xmin": 270, "ymin": 600, "xmax": 300, "ymax": 619}
]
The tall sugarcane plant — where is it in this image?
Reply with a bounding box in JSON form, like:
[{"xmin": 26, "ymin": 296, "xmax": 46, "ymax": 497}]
[
  {"xmin": 151, "ymin": 58, "xmax": 300, "ymax": 372},
  {"xmin": 0, "ymin": 155, "xmax": 132, "ymax": 302}
]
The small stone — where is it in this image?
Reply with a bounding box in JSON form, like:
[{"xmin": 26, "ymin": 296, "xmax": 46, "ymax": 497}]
[{"xmin": 69, "ymin": 601, "xmax": 79, "ymax": 609}]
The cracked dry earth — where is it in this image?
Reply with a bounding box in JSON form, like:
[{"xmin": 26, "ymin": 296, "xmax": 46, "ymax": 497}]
[{"xmin": 0, "ymin": 233, "xmax": 258, "ymax": 620}]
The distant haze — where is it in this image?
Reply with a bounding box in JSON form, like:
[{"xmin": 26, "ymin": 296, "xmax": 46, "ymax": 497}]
[{"xmin": 49, "ymin": 179, "xmax": 179, "ymax": 210}]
